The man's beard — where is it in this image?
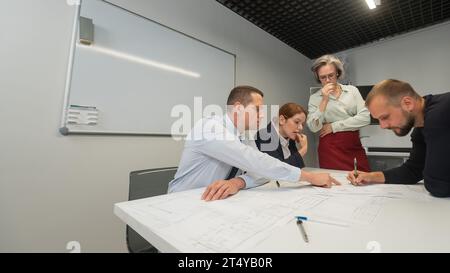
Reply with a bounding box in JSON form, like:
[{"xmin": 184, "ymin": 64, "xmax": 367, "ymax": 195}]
[{"xmin": 392, "ymin": 111, "xmax": 415, "ymax": 136}]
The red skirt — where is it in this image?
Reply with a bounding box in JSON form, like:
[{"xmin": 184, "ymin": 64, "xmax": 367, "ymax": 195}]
[{"xmin": 318, "ymin": 131, "xmax": 370, "ymax": 172}]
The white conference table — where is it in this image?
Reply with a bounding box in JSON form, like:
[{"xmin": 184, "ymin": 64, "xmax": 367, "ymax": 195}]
[{"xmin": 114, "ymin": 168, "xmax": 450, "ymax": 253}]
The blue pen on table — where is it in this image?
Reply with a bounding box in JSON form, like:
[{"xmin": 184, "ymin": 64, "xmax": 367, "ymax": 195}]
[
  {"xmin": 296, "ymin": 216, "xmax": 349, "ymax": 227},
  {"xmin": 296, "ymin": 218, "xmax": 309, "ymax": 243}
]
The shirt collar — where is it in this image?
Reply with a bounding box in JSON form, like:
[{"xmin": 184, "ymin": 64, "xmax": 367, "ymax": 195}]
[
  {"xmin": 271, "ymin": 117, "xmax": 289, "ymax": 147},
  {"xmin": 225, "ymin": 113, "xmax": 242, "ymax": 139}
]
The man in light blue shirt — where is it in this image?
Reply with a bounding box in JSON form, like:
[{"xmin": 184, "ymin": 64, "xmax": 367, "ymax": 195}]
[{"xmin": 168, "ymin": 86, "xmax": 340, "ymax": 201}]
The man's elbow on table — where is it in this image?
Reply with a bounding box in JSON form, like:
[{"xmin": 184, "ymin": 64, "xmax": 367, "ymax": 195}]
[{"xmin": 424, "ymin": 178, "xmax": 450, "ymax": 198}]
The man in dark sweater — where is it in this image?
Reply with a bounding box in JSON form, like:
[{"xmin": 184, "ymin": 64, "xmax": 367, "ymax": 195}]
[{"xmin": 347, "ymin": 79, "xmax": 450, "ymax": 197}]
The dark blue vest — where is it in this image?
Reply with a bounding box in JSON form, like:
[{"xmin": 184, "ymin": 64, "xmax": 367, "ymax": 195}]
[{"xmin": 255, "ymin": 122, "xmax": 305, "ymax": 169}]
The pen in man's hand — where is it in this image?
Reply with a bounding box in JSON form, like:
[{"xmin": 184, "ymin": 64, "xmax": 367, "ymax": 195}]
[{"xmin": 354, "ymin": 157, "xmax": 359, "ymax": 178}]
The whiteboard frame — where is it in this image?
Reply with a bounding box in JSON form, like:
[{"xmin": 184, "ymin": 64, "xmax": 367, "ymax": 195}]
[{"xmin": 60, "ymin": 0, "xmax": 236, "ymax": 136}]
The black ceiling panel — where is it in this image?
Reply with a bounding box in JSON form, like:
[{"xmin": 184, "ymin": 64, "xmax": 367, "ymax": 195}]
[{"xmin": 216, "ymin": 0, "xmax": 450, "ymax": 59}]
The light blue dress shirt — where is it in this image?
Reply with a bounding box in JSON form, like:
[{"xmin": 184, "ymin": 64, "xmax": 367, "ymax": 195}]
[{"xmin": 168, "ymin": 114, "xmax": 302, "ymax": 193}]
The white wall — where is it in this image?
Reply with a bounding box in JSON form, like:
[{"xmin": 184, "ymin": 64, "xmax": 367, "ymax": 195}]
[
  {"xmin": 340, "ymin": 21, "xmax": 450, "ymax": 95},
  {"xmin": 0, "ymin": 0, "xmax": 314, "ymax": 252}
]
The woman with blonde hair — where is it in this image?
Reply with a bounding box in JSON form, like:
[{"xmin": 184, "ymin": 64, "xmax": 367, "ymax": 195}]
[{"xmin": 307, "ymin": 54, "xmax": 370, "ymax": 171}]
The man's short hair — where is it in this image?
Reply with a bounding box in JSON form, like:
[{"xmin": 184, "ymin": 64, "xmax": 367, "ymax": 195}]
[
  {"xmin": 366, "ymin": 79, "xmax": 421, "ymax": 107},
  {"xmin": 227, "ymin": 85, "xmax": 264, "ymax": 106}
]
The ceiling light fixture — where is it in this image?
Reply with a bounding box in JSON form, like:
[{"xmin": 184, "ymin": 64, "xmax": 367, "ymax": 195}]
[{"xmin": 365, "ymin": 0, "xmax": 381, "ymax": 10}]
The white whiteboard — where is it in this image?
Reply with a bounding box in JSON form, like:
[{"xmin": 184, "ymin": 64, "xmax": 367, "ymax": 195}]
[{"xmin": 60, "ymin": 0, "xmax": 235, "ymax": 135}]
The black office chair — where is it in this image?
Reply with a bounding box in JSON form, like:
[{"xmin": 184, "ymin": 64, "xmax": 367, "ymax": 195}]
[{"xmin": 126, "ymin": 167, "xmax": 177, "ymax": 253}]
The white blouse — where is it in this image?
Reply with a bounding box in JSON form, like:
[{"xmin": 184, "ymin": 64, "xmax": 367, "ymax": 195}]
[{"xmin": 307, "ymin": 84, "xmax": 370, "ymax": 133}]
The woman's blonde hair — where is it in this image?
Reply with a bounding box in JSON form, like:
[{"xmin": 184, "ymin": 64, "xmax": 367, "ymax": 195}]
[{"xmin": 311, "ymin": 54, "xmax": 345, "ymax": 83}]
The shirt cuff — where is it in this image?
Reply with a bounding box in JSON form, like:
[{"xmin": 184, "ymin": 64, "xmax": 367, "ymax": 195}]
[
  {"xmin": 382, "ymin": 169, "xmax": 401, "ymax": 184},
  {"xmin": 286, "ymin": 167, "xmax": 302, "ymax": 183},
  {"xmin": 239, "ymin": 174, "xmax": 269, "ymax": 189},
  {"xmin": 314, "ymin": 110, "xmax": 324, "ymax": 122},
  {"xmin": 310, "ymin": 114, "xmax": 324, "ymax": 131},
  {"xmin": 331, "ymin": 121, "xmax": 342, "ymax": 133}
]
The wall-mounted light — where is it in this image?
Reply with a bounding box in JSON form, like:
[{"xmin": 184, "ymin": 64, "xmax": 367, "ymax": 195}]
[
  {"xmin": 77, "ymin": 43, "xmax": 201, "ymax": 78},
  {"xmin": 365, "ymin": 0, "xmax": 381, "ymax": 10}
]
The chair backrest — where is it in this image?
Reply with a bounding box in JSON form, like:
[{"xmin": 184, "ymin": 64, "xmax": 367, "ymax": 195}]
[{"xmin": 126, "ymin": 167, "xmax": 177, "ymax": 253}]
